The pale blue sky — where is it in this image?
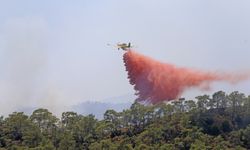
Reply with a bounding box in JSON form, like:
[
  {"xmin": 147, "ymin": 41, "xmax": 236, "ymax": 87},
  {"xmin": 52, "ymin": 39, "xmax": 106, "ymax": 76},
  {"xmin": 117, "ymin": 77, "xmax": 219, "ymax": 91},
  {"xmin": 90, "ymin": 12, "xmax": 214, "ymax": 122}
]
[{"xmin": 0, "ymin": 0, "xmax": 250, "ymax": 115}]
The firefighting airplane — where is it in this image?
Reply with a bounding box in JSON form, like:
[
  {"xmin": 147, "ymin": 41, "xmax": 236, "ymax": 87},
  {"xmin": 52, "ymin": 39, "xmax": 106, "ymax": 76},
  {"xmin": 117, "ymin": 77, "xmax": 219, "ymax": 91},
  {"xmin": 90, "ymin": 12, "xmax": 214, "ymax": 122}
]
[{"xmin": 108, "ymin": 42, "xmax": 133, "ymax": 51}]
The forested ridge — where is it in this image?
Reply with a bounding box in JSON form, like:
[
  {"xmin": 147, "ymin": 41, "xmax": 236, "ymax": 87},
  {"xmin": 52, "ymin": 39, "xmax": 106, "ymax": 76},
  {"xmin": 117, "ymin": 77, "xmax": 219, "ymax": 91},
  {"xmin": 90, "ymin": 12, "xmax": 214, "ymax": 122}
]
[{"xmin": 1, "ymin": 91, "xmax": 250, "ymax": 149}]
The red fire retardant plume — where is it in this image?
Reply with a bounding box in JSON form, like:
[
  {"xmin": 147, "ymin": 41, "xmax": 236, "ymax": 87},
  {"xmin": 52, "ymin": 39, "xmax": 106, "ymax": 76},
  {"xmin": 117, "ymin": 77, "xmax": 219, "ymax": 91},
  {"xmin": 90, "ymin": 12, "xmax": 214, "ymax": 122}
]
[{"xmin": 123, "ymin": 50, "xmax": 249, "ymax": 104}]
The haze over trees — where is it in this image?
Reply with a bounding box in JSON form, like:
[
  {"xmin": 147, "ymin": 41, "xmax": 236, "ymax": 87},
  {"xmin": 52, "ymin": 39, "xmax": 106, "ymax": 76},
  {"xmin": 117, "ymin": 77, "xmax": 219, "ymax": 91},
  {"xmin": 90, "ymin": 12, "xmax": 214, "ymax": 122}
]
[{"xmin": 1, "ymin": 91, "xmax": 250, "ymax": 149}]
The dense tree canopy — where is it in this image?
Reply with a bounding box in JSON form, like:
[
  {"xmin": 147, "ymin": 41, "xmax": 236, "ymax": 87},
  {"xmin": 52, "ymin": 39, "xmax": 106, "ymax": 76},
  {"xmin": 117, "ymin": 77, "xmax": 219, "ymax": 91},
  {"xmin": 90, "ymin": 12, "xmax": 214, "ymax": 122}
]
[{"xmin": 1, "ymin": 91, "xmax": 250, "ymax": 149}]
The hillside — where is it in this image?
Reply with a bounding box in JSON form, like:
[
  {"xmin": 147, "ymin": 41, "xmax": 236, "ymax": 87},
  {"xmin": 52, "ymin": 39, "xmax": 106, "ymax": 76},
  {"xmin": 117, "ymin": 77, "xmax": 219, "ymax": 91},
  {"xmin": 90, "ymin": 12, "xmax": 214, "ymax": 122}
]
[{"xmin": 1, "ymin": 91, "xmax": 250, "ymax": 149}]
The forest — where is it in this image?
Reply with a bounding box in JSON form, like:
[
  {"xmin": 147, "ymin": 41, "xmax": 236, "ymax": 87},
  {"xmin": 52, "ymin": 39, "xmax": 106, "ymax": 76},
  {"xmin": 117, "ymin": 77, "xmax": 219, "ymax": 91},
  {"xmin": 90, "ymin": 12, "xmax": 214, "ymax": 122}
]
[{"xmin": 1, "ymin": 91, "xmax": 250, "ymax": 150}]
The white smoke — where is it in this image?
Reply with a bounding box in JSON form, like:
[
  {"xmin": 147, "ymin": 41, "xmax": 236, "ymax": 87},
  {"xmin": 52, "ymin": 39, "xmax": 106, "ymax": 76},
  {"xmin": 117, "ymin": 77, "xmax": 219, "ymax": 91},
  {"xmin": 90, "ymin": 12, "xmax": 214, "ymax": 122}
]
[{"xmin": 0, "ymin": 17, "xmax": 69, "ymax": 116}]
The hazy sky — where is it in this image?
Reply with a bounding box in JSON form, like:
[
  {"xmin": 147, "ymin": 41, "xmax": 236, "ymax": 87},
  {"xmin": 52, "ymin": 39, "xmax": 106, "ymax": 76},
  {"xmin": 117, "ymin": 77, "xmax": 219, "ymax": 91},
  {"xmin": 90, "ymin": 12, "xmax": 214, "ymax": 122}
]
[{"xmin": 0, "ymin": 0, "xmax": 250, "ymax": 115}]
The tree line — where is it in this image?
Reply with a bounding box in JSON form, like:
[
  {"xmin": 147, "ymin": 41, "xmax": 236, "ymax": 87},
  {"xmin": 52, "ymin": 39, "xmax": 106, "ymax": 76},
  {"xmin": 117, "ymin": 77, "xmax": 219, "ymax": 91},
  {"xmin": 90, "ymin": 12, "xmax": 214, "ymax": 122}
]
[{"xmin": 1, "ymin": 91, "xmax": 250, "ymax": 149}]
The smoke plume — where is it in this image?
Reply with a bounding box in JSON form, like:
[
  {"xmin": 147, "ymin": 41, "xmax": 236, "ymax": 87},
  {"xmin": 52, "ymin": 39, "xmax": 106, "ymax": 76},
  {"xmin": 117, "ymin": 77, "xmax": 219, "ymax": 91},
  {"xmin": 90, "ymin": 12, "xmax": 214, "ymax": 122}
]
[
  {"xmin": 123, "ymin": 50, "xmax": 249, "ymax": 104},
  {"xmin": 0, "ymin": 18, "xmax": 70, "ymax": 116}
]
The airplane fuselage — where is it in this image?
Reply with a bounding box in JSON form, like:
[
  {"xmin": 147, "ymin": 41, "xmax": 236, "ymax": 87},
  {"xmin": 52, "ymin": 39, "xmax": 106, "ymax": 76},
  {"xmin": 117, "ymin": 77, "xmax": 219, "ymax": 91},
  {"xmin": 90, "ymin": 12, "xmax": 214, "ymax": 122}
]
[{"xmin": 117, "ymin": 43, "xmax": 131, "ymax": 51}]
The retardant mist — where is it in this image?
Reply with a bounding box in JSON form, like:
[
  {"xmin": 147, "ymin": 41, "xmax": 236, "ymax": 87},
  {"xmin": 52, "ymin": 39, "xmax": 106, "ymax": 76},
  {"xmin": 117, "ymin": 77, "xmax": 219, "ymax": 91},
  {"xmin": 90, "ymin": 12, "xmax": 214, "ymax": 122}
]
[{"xmin": 123, "ymin": 50, "xmax": 249, "ymax": 104}]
